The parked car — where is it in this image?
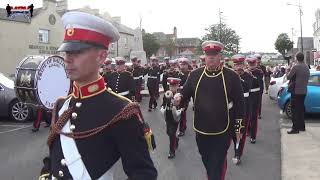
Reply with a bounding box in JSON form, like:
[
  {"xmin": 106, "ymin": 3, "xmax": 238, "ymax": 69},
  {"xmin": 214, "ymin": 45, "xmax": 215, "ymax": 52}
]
[
  {"xmin": 268, "ymin": 75, "xmax": 287, "ymax": 100},
  {"xmin": 277, "ymin": 71, "xmax": 320, "ymax": 118},
  {"xmin": 0, "ymin": 73, "xmax": 34, "ymax": 122}
]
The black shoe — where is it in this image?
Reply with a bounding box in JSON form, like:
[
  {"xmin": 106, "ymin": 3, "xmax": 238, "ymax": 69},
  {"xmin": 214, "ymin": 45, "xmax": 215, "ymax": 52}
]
[
  {"xmin": 44, "ymin": 124, "xmax": 50, "ymax": 128},
  {"xmin": 148, "ymin": 108, "xmax": 152, "ymax": 112},
  {"xmin": 258, "ymin": 115, "xmax": 262, "ymax": 119},
  {"xmin": 250, "ymin": 138, "xmax": 256, "ymax": 144},
  {"xmin": 168, "ymin": 152, "xmax": 175, "ymax": 159},
  {"xmin": 178, "ymin": 132, "xmax": 185, "ymax": 137},
  {"xmin": 32, "ymin": 128, "xmax": 39, "ymax": 132},
  {"xmin": 299, "ymin": 127, "xmax": 306, "ymax": 131},
  {"xmin": 232, "ymin": 156, "xmax": 241, "ymax": 165},
  {"xmin": 287, "ymin": 129, "xmax": 299, "ymax": 134},
  {"xmin": 176, "ymin": 138, "xmax": 179, "ymax": 150}
]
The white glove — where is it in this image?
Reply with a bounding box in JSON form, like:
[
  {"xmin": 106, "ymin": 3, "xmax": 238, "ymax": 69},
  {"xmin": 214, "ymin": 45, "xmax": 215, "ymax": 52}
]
[{"xmin": 160, "ymin": 106, "xmax": 165, "ymax": 115}]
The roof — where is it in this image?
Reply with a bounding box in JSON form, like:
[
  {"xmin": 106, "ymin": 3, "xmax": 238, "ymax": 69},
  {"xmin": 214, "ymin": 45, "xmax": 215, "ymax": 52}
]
[
  {"xmin": 0, "ymin": 8, "xmax": 43, "ymax": 23},
  {"xmin": 176, "ymin": 38, "xmax": 200, "ymax": 47}
]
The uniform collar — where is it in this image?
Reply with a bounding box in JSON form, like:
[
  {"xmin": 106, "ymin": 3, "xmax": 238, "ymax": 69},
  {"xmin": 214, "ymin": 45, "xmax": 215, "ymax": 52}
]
[{"xmin": 72, "ymin": 76, "xmax": 106, "ymax": 99}]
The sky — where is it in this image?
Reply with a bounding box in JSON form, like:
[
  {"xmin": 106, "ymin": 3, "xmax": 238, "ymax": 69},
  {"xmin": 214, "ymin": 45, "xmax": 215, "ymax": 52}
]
[{"xmin": 2, "ymin": 0, "xmax": 320, "ymax": 53}]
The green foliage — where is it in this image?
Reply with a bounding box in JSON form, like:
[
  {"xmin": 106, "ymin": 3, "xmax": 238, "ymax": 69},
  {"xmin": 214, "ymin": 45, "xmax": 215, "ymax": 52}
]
[
  {"xmin": 143, "ymin": 33, "xmax": 160, "ymax": 58},
  {"xmin": 274, "ymin": 33, "xmax": 294, "ymax": 58},
  {"xmin": 202, "ymin": 23, "xmax": 241, "ymax": 55}
]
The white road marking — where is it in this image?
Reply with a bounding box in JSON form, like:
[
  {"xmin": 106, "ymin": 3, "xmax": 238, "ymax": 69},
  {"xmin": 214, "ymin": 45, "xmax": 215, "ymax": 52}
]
[{"xmin": 0, "ymin": 124, "xmax": 33, "ymax": 134}]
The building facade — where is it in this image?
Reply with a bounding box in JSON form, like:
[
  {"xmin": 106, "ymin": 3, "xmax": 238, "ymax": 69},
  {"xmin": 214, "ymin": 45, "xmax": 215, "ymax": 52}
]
[
  {"xmin": 313, "ymin": 9, "xmax": 320, "ymax": 65},
  {"xmin": 0, "ymin": 0, "xmax": 64, "ymax": 77},
  {"xmin": 0, "ymin": 0, "xmax": 146, "ymax": 77},
  {"xmin": 152, "ymin": 27, "xmax": 200, "ymax": 60}
]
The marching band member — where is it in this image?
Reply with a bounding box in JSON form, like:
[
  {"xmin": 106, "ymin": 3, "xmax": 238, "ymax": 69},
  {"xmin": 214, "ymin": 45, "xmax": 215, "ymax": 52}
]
[
  {"xmin": 146, "ymin": 56, "xmax": 162, "ymax": 111},
  {"xmin": 103, "ymin": 58, "xmax": 113, "ymax": 85},
  {"xmin": 130, "ymin": 57, "xmax": 145, "ymax": 102},
  {"xmin": 162, "ymin": 59, "xmax": 179, "ymax": 92},
  {"xmin": 254, "ymin": 53, "xmax": 266, "ymax": 119},
  {"xmin": 177, "ymin": 57, "xmax": 191, "ymax": 137},
  {"xmin": 231, "ymin": 54, "xmax": 253, "ymax": 165},
  {"xmin": 38, "ymin": 11, "xmax": 157, "ymax": 180},
  {"xmin": 160, "ymin": 77, "xmax": 183, "ymax": 159},
  {"xmin": 175, "ymin": 41, "xmax": 245, "ymax": 180},
  {"xmin": 191, "ymin": 59, "xmax": 199, "ymax": 70},
  {"xmin": 199, "ymin": 55, "xmax": 206, "ymax": 67},
  {"xmin": 247, "ymin": 56, "xmax": 264, "ymax": 144},
  {"xmin": 108, "ymin": 57, "xmax": 135, "ymax": 100}
]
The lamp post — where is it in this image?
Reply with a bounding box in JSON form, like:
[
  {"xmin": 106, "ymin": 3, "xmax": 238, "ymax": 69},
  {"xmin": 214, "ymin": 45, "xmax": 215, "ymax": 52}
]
[{"xmin": 287, "ymin": 2, "xmax": 303, "ymax": 53}]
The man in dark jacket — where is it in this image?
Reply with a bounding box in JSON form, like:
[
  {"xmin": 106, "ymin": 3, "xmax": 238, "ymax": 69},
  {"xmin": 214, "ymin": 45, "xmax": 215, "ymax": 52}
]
[
  {"xmin": 38, "ymin": 11, "xmax": 157, "ymax": 180},
  {"xmin": 287, "ymin": 52, "xmax": 310, "ymax": 134},
  {"xmin": 175, "ymin": 40, "xmax": 245, "ymax": 180}
]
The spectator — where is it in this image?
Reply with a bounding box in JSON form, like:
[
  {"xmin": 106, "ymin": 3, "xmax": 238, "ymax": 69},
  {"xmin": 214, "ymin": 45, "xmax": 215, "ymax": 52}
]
[
  {"xmin": 286, "ymin": 52, "xmax": 310, "ymax": 134},
  {"xmin": 264, "ymin": 66, "xmax": 272, "ymax": 93}
]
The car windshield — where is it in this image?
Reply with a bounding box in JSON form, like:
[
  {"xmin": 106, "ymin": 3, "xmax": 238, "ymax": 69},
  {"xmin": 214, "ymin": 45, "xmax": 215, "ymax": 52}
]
[{"xmin": 0, "ymin": 73, "xmax": 14, "ymax": 89}]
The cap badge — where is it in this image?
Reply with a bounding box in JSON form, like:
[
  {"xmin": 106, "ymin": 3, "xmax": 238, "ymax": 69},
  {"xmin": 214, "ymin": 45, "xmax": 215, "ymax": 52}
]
[
  {"xmin": 88, "ymin": 84, "xmax": 99, "ymax": 93},
  {"xmin": 66, "ymin": 27, "xmax": 74, "ymax": 37}
]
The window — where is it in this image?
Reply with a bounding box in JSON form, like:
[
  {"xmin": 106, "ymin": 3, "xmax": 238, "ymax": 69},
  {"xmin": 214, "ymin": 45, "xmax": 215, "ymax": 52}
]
[
  {"xmin": 39, "ymin": 29, "xmax": 49, "ymax": 43},
  {"xmin": 308, "ymin": 75, "xmax": 320, "ymax": 86},
  {"xmin": 124, "ymin": 37, "xmax": 128, "ymax": 48}
]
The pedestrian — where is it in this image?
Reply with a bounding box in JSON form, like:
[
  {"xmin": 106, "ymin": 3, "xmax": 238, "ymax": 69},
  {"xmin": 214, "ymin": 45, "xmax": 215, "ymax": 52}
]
[
  {"xmin": 199, "ymin": 55, "xmax": 206, "ymax": 67},
  {"xmin": 38, "ymin": 11, "xmax": 157, "ymax": 180},
  {"xmin": 145, "ymin": 56, "xmax": 162, "ymax": 111},
  {"xmin": 247, "ymin": 56, "xmax": 264, "ymax": 144},
  {"xmin": 6, "ymin": 4, "xmax": 11, "ymax": 17},
  {"xmin": 108, "ymin": 57, "xmax": 135, "ymax": 100},
  {"xmin": 160, "ymin": 77, "xmax": 184, "ymax": 159},
  {"xmin": 287, "ymin": 52, "xmax": 310, "ymax": 134},
  {"xmin": 264, "ymin": 66, "xmax": 273, "ymax": 94},
  {"xmin": 231, "ymin": 54, "xmax": 253, "ymax": 165},
  {"xmin": 191, "ymin": 59, "xmax": 198, "ymax": 70},
  {"xmin": 175, "ymin": 40, "xmax": 245, "ymax": 180}
]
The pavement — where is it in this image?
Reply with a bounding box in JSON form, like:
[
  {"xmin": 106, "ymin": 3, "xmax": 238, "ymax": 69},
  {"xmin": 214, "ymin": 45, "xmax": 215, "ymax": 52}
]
[{"xmin": 280, "ymin": 116, "xmax": 320, "ymax": 180}]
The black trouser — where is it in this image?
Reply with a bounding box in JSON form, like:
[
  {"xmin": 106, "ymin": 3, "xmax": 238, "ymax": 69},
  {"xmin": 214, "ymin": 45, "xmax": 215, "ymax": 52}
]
[
  {"xmin": 291, "ymin": 94, "xmax": 306, "ymax": 130},
  {"xmin": 148, "ymin": 85, "xmax": 157, "ymax": 109},
  {"xmin": 166, "ymin": 116, "xmax": 179, "ymax": 152},
  {"xmin": 258, "ymin": 91, "xmax": 263, "ymax": 117},
  {"xmin": 249, "ymin": 92, "xmax": 260, "ymax": 139},
  {"xmin": 196, "ymin": 133, "xmax": 231, "ymax": 180}
]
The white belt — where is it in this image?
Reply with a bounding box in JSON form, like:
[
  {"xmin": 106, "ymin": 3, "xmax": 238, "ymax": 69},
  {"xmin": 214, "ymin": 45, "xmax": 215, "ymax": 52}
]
[
  {"xmin": 244, "ymin": 92, "xmax": 249, "ymax": 97},
  {"xmin": 118, "ymin": 90, "xmax": 129, "ymax": 96},
  {"xmin": 59, "ymin": 98, "xmax": 114, "ymax": 180},
  {"xmin": 133, "ymin": 75, "xmax": 143, "ymax": 80},
  {"xmin": 228, "ymin": 101, "xmax": 233, "ymax": 110},
  {"xmin": 148, "ymin": 76, "xmax": 157, "ymax": 79},
  {"xmin": 250, "ymin": 88, "xmax": 260, "ymax": 92}
]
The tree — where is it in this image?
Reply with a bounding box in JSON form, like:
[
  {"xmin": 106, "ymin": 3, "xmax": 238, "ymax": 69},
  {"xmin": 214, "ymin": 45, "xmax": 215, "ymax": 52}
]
[
  {"xmin": 274, "ymin": 33, "xmax": 294, "ymax": 59},
  {"xmin": 202, "ymin": 23, "xmax": 241, "ymax": 55},
  {"xmin": 143, "ymin": 33, "xmax": 160, "ymax": 58}
]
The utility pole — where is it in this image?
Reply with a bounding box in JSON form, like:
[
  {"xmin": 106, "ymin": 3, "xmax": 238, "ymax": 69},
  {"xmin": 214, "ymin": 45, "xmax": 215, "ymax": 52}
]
[
  {"xmin": 219, "ymin": 9, "xmax": 223, "ymax": 41},
  {"xmin": 299, "ymin": 2, "xmax": 303, "ymax": 53}
]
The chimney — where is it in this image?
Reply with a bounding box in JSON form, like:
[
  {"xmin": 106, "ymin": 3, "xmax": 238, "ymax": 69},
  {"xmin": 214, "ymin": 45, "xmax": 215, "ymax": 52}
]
[{"xmin": 173, "ymin": 26, "xmax": 177, "ymax": 38}]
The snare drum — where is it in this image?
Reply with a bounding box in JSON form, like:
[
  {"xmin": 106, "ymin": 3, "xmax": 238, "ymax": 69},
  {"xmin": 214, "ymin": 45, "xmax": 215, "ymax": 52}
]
[{"xmin": 15, "ymin": 55, "xmax": 70, "ymax": 110}]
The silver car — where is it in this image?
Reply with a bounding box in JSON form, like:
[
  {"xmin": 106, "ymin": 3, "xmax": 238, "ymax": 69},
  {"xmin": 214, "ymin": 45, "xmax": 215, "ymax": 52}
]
[{"xmin": 0, "ymin": 73, "xmax": 33, "ymax": 122}]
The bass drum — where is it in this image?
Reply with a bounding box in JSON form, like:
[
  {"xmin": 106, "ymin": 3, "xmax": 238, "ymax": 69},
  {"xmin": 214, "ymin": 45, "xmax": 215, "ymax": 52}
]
[{"xmin": 15, "ymin": 55, "xmax": 70, "ymax": 110}]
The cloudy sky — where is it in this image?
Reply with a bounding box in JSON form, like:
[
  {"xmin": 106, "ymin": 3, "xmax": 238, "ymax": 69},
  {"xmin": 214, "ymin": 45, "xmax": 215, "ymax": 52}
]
[{"xmin": 3, "ymin": 0, "xmax": 320, "ymax": 53}]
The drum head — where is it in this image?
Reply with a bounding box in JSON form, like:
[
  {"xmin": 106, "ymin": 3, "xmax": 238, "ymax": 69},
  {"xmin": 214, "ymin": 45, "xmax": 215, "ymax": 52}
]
[{"xmin": 36, "ymin": 56, "xmax": 70, "ymax": 109}]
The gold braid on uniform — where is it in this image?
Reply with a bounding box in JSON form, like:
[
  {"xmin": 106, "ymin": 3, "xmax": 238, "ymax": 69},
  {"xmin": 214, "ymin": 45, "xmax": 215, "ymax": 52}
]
[{"xmin": 47, "ymin": 102, "xmax": 141, "ymax": 147}]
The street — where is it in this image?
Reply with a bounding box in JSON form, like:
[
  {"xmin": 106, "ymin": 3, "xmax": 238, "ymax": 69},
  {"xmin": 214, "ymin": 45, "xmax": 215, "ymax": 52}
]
[{"xmin": 0, "ymin": 94, "xmax": 318, "ymax": 180}]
